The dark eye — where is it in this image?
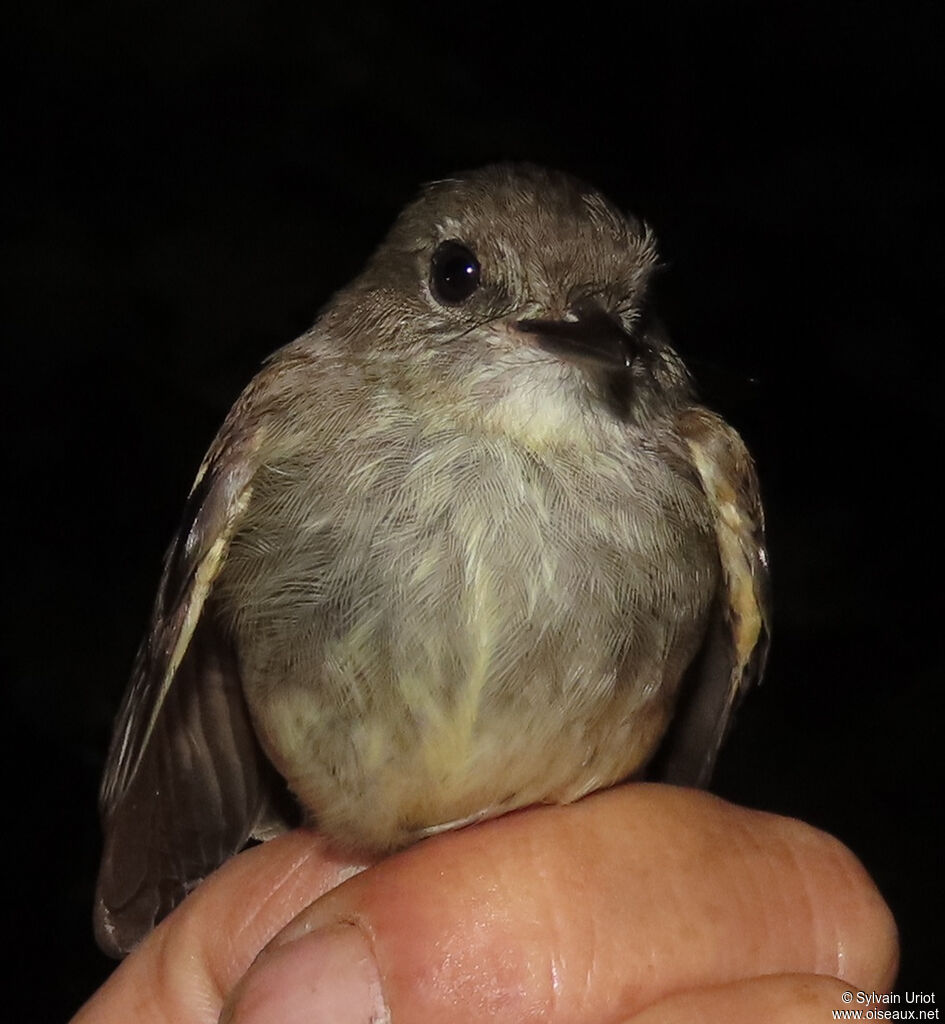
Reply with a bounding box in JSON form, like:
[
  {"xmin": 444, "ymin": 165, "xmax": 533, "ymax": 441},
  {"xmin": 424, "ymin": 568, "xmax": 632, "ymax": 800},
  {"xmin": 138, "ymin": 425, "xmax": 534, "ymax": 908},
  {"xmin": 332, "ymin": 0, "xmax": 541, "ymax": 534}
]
[{"xmin": 430, "ymin": 240, "xmax": 481, "ymax": 305}]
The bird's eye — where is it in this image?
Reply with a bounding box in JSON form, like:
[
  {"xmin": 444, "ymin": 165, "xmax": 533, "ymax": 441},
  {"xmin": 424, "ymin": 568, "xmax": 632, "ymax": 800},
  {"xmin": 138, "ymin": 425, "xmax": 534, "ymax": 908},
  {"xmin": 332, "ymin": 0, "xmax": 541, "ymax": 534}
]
[{"xmin": 429, "ymin": 241, "xmax": 481, "ymax": 305}]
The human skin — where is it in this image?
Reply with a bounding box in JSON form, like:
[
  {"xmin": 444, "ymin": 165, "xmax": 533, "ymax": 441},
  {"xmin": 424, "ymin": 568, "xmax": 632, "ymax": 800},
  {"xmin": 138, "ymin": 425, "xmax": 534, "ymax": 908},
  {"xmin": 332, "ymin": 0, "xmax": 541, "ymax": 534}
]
[{"xmin": 73, "ymin": 785, "xmax": 898, "ymax": 1023}]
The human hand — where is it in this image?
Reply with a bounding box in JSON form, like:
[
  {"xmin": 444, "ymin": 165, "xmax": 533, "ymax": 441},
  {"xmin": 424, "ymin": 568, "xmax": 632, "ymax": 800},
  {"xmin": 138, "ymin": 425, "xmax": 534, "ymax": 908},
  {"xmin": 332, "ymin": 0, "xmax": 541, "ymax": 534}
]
[{"xmin": 72, "ymin": 784, "xmax": 897, "ymax": 1023}]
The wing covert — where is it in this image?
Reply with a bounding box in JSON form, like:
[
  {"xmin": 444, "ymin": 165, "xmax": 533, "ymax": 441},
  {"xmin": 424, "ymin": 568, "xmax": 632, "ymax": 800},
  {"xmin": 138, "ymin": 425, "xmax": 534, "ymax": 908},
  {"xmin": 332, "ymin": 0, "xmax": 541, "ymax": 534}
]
[
  {"xmin": 94, "ymin": 426, "xmax": 286, "ymax": 956},
  {"xmin": 657, "ymin": 406, "xmax": 771, "ymax": 787}
]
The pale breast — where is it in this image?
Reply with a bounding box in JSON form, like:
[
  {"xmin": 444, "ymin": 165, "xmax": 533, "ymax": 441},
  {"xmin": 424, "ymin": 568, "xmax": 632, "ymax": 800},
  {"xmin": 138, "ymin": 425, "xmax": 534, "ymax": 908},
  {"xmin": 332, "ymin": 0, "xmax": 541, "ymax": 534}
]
[{"xmin": 215, "ymin": 410, "xmax": 718, "ymax": 851}]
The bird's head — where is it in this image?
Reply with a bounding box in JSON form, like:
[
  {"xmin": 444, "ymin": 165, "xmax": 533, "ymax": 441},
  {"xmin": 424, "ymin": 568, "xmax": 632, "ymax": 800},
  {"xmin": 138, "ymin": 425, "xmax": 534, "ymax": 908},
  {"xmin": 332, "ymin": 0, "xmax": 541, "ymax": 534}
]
[{"xmin": 324, "ymin": 164, "xmax": 692, "ymax": 443}]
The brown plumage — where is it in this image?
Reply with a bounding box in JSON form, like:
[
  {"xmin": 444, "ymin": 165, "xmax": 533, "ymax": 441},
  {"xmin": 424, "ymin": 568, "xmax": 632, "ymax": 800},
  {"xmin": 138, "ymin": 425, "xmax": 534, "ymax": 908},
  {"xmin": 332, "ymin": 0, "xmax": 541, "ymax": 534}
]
[{"xmin": 95, "ymin": 164, "xmax": 770, "ymax": 956}]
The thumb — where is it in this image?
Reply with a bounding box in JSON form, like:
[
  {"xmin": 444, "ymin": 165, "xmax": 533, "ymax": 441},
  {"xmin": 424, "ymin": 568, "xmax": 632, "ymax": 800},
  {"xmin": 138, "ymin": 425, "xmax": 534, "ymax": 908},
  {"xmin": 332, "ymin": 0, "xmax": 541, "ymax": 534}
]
[
  {"xmin": 219, "ymin": 786, "xmax": 897, "ymax": 1024},
  {"xmin": 72, "ymin": 831, "xmax": 372, "ymax": 1024}
]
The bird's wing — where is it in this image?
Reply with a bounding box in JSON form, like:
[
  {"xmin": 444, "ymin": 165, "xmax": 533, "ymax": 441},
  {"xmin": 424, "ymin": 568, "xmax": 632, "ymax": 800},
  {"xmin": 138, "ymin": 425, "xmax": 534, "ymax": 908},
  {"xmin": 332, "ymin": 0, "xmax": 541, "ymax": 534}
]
[
  {"xmin": 657, "ymin": 406, "xmax": 771, "ymax": 787},
  {"xmin": 94, "ymin": 422, "xmax": 289, "ymax": 957}
]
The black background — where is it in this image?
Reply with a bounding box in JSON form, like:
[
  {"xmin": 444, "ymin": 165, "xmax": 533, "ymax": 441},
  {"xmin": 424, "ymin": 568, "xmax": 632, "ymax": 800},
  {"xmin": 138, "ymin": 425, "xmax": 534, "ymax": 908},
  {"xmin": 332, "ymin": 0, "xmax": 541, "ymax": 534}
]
[{"xmin": 4, "ymin": 3, "xmax": 940, "ymax": 1020}]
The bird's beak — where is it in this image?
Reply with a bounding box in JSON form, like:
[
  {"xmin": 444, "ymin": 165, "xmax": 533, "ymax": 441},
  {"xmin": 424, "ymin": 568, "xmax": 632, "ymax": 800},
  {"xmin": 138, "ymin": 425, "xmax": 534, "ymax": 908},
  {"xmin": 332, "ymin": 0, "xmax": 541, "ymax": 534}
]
[{"xmin": 516, "ymin": 307, "xmax": 635, "ymax": 370}]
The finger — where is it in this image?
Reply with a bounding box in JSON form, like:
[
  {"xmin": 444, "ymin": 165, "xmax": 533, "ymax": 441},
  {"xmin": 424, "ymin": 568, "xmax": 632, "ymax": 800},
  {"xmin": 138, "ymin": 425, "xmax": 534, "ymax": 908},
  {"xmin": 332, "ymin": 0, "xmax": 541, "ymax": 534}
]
[
  {"xmin": 72, "ymin": 830, "xmax": 372, "ymax": 1024},
  {"xmin": 624, "ymin": 974, "xmax": 861, "ymax": 1022},
  {"xmin": 221, "ymin": 785, "xmax": 898, "ymax": 1024}
]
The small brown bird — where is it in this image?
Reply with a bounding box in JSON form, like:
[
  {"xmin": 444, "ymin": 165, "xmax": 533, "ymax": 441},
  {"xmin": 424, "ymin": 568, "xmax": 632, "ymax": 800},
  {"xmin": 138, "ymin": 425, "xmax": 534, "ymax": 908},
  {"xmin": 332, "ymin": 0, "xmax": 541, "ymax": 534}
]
[{"xmin": 95, "ymin": 163, "xmax": 770, "ymax": 957}]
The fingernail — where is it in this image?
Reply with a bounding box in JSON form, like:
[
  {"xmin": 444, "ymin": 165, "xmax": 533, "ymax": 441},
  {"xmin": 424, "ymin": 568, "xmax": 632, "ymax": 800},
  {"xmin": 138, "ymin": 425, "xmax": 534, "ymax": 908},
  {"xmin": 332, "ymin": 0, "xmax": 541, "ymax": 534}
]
[{"xmin": 220, "ymin": 922, "xmax": 389, "ymax": 1024}]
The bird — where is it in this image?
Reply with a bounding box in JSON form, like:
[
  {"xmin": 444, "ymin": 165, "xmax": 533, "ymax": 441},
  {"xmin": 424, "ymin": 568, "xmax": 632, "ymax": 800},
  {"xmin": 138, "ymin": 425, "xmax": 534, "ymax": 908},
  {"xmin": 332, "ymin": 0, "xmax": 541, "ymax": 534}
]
[{"xmin": 94, "ymin": 162, "xmax": 770, "ymax": 957}]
